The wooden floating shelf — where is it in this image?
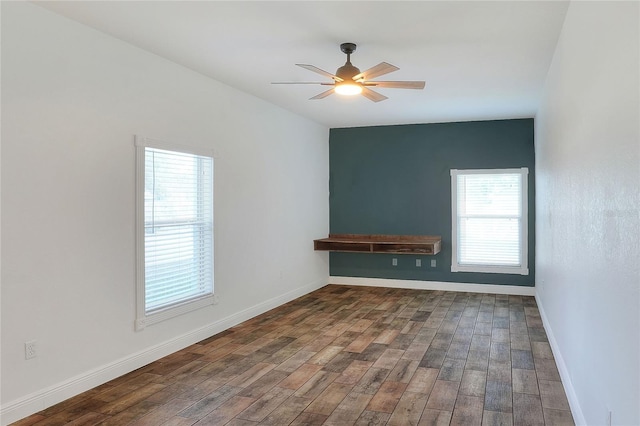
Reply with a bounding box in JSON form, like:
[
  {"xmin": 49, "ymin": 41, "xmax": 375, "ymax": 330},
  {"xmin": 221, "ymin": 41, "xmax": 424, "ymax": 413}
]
[{"xmin": 314, "ymin": 234, "xmax": 441, "ymax": 255}]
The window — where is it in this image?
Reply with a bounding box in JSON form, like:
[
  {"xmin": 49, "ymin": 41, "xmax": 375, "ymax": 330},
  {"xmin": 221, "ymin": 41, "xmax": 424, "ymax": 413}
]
[
  {"xmin": 451, "ymin": 168, "xmax": 528, "ymax": 275},
  {"xmin": 135, "ymin": 136, "xmax": 214, "ymax": 330}
]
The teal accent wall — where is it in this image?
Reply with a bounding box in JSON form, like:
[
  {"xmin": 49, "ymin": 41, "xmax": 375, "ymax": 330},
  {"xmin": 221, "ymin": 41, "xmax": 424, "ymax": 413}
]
[{"xmin": 329, "ymin": 118, "xmax": 535, "ymax": 286}]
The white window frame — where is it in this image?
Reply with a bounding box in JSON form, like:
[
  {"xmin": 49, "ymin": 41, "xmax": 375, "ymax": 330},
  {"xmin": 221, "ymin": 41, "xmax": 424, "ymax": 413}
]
[
  {"xmin": 135, "ymin": 135, "xmax": 215, "ymax": 330},
  {"xmin": 451, "ymin": 167, "xmax": 529, "ymax": 275}
]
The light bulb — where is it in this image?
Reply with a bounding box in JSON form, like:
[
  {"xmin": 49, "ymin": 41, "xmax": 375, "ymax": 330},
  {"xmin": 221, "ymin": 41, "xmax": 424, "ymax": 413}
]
[{"xmin": 335, "ymin": 82, "xmax": 363, "ymax": 96}]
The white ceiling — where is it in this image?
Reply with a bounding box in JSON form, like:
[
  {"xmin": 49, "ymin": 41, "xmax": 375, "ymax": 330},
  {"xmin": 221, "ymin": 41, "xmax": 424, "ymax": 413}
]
[{"xmin": 34, "ymin": 1, "xmax": 570, "ymax": 129}]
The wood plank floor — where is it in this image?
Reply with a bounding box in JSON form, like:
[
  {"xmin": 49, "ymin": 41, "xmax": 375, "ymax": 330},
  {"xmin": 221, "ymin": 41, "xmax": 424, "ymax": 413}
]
[{"xmin": 12, "ymin": 285, "xmax": 574, "ymax": 426}]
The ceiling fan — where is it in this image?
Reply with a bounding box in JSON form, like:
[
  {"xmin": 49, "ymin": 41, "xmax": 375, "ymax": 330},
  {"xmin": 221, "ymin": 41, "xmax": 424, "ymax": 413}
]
[{"xmin": 273, "ymin": 43, "xmax": 425, "ymax": 102}]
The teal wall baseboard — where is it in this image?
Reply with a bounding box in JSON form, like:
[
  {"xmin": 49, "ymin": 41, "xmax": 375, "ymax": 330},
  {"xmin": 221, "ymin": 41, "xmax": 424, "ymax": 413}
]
[{"xmin": 330, "ymin": 276, "xmax": 535, "ymax": 296}]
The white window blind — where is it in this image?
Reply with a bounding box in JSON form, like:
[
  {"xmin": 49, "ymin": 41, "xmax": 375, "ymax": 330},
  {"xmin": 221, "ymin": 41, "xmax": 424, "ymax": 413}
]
[
  {"xmin": 135, "ymin": 137, "xmax": 214, "ymax": 330},
  {"xmin": 451, "ymin": 168, "xmax": 528, "ymax": 275}
]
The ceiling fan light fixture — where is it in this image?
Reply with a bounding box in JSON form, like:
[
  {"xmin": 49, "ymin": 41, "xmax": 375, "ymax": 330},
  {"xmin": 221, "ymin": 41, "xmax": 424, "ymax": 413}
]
[
  {"xmin": 335, "ymin": 82, "xmax": 363, "ymax": 96},
  {"xmin": 274, "ymin": 42, "xmax": 425, "ymax": 102}
]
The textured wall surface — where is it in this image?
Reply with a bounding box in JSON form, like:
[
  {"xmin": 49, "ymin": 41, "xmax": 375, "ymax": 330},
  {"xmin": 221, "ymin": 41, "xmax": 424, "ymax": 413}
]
[{"xmin": 535, "ymin": 2, "xmax": 639, "ymax": 424}]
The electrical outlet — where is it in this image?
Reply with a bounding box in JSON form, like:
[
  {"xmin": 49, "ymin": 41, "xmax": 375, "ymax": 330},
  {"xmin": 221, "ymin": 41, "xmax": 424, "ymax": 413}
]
[
  {"xmin": 431, "ymin": 259, "xmax": 437, "ymax": 267},
  {"xmin": 416, "ymin": 259, "xmax": 421, "ymax": 267},
  {"xmin": 25, "ymin": 341, "xmax": 37, "ymax": 360},
  {"xmin": 392, "ymin": 258, "xmax": 398, "ymax": 266}
]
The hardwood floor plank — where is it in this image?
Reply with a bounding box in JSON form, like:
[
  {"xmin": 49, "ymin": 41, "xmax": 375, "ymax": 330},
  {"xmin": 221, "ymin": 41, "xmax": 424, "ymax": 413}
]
[
  {"xmin": 96, "ymin": 383, "xmax": 165, "ymax": 415},
  {"xmin": 308, "ymin": 345, "xmax": 344, "ymax": 365},
  {"xmin": 418, "ymin": 408, "xmax": 453, "ymax": 426},
  {"xmin": 543, "ymin": 408, "xmax": 575, "ymax": 425},
  {"xmin": 158, "ymin": 416, "xmax": 198, "ymax": 426},
  {"xmin": 226, "ymin": 419, "xmax": 259, "ymax": 426},
  {"xmin": 437, "ymin": 358, "xmax": 466, "ymax": 381},
  {"xmin": 177, "ymin": 384, "xmax": 243, "ymax": 419},
  {"xmin": 292, "ymin": 370, "xmax": 339, "ymax": 399},
  {"xmin": 512, "ymin": 368, "xmax": 539, "ymax": 395},
  {"xmin": 491, "ymin": 328, "xmax": 510, "ymax": 343},
  {"xmin": 355, "ymin": 342, "xmax": 389, "ymax": 361},
  {"xmin": 355, "ymin": 410, "xmax": 391, "ymax": 425},
  {"xmin": 513, "ymin": 392, "xmax": 544, "ymax": 426},
  {"xmin": 366, "ymin": 381, "xmax": 407, "ymax": 413},
  {"xmin": 278, "ymin": 363, "xmax": 323, "ymax": 390},
  {"xmin": 64, "ymin": 412, "xmax": 110, "ymax": 426},
  {"xmin": 406, "ymin": 367, "xmax": 439, "ymax": 394},
  {"xmin": 534, "ymin": 358, "xmax": 562, "ymax": 381},
  {"xmin": 373, "ymin": 328, "xmax": 401, "ymax": 344},
  {"xmin": 323, "ymin": 392, "xmax": 372, "ymax": 426},
  {"xmin": 484, "ymin": 380, "xmax": 513, "ymax": 413},
  {"xmin": 465, "ymin": 348, "xmax": 490, "ymax": 372},
  {"xmin": 334, "ymin": 359, "xmax": 374, "ymax": 385},
  {"xmin": 452, "ymin": 326, "xmax": 474, "ymax": 343},
  {"xmin": 372, "ymin": 348, "xmax": 405, "ymax": 370},
  {"xmin": 228, "ymin": 362, "xmax": 277, "ymax": 388},
  {"xmin": 10, "ymin": 415, "xmax": 46, "ymax": 426},
  {"xmin": 274, "ymin": 350, "xmax": 316, "ymax": 373},
  {"xmin": 450, "ymin": 394, "xmax": 484, "ymax": 426},
  {"xmin": 488, "ymin": 357, "xmax": 512, "ymax": 383},
  {"xmin": 419, "ymin": 347, "xmax": 447, "ymax": 369},
  {"xmin": 539, "ymin": 380, "xmax": 571, "ymax": 411},
  {"xmin": 237, "ymin": 370, "xmax": 289, "ymax": 399},
  {"xmin": 304, "ymin": 382, "xmax": 353, "ymax": 416},
  {"xmin": 12, "ymin": 286, "xmax": 572, "ymax": 426},
  {"xmin": 352, "ymin": 367, "xmax": 391, "ymax": 395},
  {"xmin": 510, "ymin": 333, "xmax": 532, "ymax": 351},
  {"xmin": 344, "ymin": 334, "xmax": 377, "ymax": 353},
  {"xmin": 236, "ymin": 386, "xmax": 294, "ymax": 422},
  {"xmin": 511, "ymin": 349, "xmax": 535, "ymax": 370},
  {"xmin": 510, "ymin": 321, "xmax": 529, "ymax": 335},
  {"xmin": 490, "ymin": 342, "xmax": 511, "ymax": 362},
  {"xmin": 321, "ymin": 352, "xmax": 356, "ymax": 373},
  {"xmin": 531, "ymin": 341, "xmax": 554, "ymax": 360},
  {"xmin": 195, "ymin": 395, "xmax": 256, "ymax": 425},
  {"xmin": 130, "ymin": 398, "xmax": 194, "ymax": 426},
  {"xmin": 481, "ymin": 410, "xmax": 513, "ymax": 426},
  {"xmin": 388, "ymin": 359, "xmax": 420, "ymax": 383},
  {"xmin": 425, "ymin": 380, "xmax": 460, "ymax": 412},
  {"xmin": 459, "ymin": 369, "xmax": 487, "ymax": 397},
  {"xmin": 386, "ymin": 391, "xmax": 429, "ymax": 426},
  {"xmin": 257, "ymin": 395, "xmax": 312, "ymax": 425},
  {"xmin": 290, "ymin": 412, "xmax": 328, "ymax": 425},
  {"xmin": 97, "ymin": 400, "xmax": 159, "ymax": 426}
]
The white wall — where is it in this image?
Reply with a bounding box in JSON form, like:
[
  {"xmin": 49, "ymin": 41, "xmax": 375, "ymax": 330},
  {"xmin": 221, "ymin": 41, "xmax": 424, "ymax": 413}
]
[
  {"xmin": 0, "ymin": 2, "xmax": 329, "ymax": 423},
  {"xmin": 535, "ymin": 2, "xmax": 639, "ymax": 425}
]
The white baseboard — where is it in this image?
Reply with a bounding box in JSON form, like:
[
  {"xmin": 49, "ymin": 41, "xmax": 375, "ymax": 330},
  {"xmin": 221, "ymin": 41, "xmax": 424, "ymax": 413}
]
[
  {"xmin": 535, "ymin": 293, "xmax": 586, "ymax": 425},
  {"xmin": 330, "ymin": 276, "xmax": 536, "ymax": 296},
  {"xmin": 0, "ymin": 278, "xmax": 327, "ymax": 426}
]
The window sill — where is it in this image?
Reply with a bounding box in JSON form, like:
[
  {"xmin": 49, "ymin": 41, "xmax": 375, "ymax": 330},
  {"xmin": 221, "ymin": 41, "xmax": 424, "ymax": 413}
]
[
  {"xmin": 451, "ymin": 265, "xmax": 529, "ymax": 275},
  {"xmin": 135, "ymin": 294, "xmax": 217, "ymax": 331}
]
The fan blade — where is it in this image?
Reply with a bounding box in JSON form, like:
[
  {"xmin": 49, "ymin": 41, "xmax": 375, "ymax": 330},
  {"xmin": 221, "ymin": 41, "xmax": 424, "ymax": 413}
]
[
  {"xmin": 364, "ymin": 81, "xmax": 425, "ymax": 89},
  {"xmin": 296, "ymin": 64, "xmax": 343, "ymax": 82},
  {"xmin": 353, "ymin": 62, "xmax": 399, "ymax": 81},
  {"xmin": 310, "ymin": 88, "xmax": 335, "ymax": 100},
  {"xmin": 360, "ymin": 87, "xmax": 388, "ymax": 102}
]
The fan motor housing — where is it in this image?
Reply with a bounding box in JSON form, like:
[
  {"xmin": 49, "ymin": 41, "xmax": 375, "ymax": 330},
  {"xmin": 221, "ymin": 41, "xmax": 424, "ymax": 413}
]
[
  {"xmin": 336, "ymin": 63, "xmax": 361, "ymax": 80},
  {"xmin": 336, "ymin": 42, "xmax": 360, "ymax": 80}
]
